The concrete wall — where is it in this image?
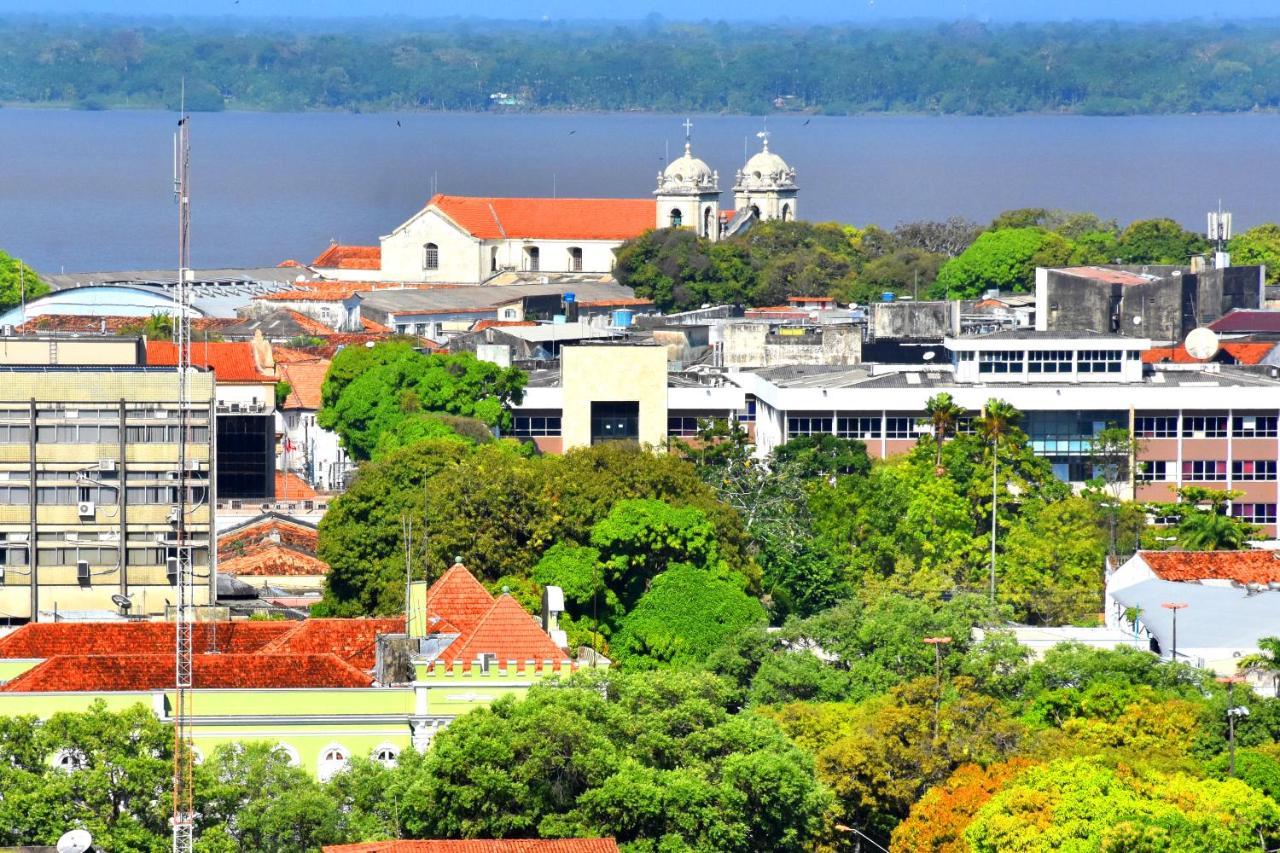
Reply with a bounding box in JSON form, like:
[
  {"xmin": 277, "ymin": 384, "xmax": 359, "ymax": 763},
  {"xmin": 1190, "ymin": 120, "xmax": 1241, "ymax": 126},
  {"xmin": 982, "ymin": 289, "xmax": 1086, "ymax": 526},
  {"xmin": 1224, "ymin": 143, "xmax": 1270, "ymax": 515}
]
[
  {"xmin": 0, "ymin": 337, "xmax": 143, "ymax": 366},
  {"xmin": 560, "ymin": 345, "xmax": 668, "ymax": 450},
  {"xmin": 872, "ymin": 301, "xmax": 958, "ymax": 340},
  {"xmin": 720, "ymin": 324, "xmax": 860, "ymax": 368}
]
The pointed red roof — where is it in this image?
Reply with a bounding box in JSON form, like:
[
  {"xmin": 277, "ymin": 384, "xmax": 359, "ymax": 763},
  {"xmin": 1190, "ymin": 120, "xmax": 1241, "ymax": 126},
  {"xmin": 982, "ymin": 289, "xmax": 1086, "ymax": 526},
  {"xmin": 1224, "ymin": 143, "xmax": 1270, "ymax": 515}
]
[
  {"xmin": 1, "ymin": 653, "xmax": 373, "ymax": 692},
  {"xmin": 147, "ymin": 340, "xmax": 273, "ymax": 382},
  {"xmin": 259, "ymin": 618, "xmax": 404, "ymax": 670},
  {"xmin": 0, "ymin": 621, "xmax": 293, "ymax": 659},
  {"xmin": 312, "ymin": 244, "xmax": 382, "ymax": 270},
  {"xmin": 430, "ymin": 194, "xmax": 655, "ymax": 241},
  {"xmin": 441, "ymin": 594, "xmax": 569, "ymax": 668},
  {"xmin": 219, "ymin": 544, "xmax": 330, "ymax": 578},
  {"xmin": 423, "ymin": 563, "xmax": 497, "ymax": 635}
]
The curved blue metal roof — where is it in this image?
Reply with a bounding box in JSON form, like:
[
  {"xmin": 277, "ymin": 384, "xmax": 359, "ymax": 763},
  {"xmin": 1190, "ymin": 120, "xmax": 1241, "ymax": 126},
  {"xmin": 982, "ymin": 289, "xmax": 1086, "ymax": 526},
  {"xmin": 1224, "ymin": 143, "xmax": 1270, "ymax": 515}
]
[{"xmin": 0, "ymin": 285, "xmax": 204, "ymax": 327}]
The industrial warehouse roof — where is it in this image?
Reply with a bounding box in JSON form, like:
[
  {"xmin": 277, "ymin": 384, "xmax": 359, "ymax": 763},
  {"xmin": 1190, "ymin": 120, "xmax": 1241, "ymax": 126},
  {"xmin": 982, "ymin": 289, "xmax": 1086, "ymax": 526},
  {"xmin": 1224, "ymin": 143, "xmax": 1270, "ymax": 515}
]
[
  {"xmin": 743, "ymin": 363, "xmax": 1280, "ymax": 390},
  {"xmin": 356, "ymin": 281, "xmax": 640, "ymax": 316},
  {"xmin": 324, "ymin": 840, "xmax": 621, "ymax": 853},
  {"xmin": 429, "ymin": 194, "xmax": 654, "ymax": 241}
]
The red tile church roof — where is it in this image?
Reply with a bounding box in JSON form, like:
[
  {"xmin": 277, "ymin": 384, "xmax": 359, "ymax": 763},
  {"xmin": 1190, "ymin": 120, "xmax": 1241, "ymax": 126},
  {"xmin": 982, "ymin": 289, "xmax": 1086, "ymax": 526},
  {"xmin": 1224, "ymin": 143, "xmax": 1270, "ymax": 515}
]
[
  {"xmin": 0, "ymin": 622, "xmax": 292, "ymax": 658},
  {"xmin": 439, "ymin": 594, "xmax": 570, "ymax": 669},
  {"xmin": 1, "ymin": 653, "xmax": 373, "ymax": 692},
  {"xmin": 430, "ymin": 194, "xmax": 655, "ymax": 241},
  {"xmin": 259, "ymin": 618, "xmax": 405, "ymax": 671},
  {"xmin": 423, "ymin": 563, "xmax": 499, "ymax": 635}
]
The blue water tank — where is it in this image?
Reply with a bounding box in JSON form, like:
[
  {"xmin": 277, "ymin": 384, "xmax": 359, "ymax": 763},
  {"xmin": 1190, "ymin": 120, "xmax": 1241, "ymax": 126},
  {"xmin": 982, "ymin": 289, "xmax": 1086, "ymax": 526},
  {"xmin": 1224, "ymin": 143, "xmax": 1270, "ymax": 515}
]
[
  {"xmin": 881, "ymin": 292, "xmax": 896, "ymax": 302},
  {"xmin": 563, "ymin": 292, "xmax": 576, "ymax": 304},
  {"xmin": 613, "ymin": 309, "xmax": 634, "ymax": 328}
]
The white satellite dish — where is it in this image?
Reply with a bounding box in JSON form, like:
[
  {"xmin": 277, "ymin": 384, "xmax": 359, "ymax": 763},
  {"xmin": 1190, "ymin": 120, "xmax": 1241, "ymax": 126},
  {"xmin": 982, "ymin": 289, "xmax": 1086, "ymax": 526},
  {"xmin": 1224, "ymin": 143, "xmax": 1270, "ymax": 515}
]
[
  {"xmin": 1185, "ymin": 327, "xmax": 1220, "ymax": 361},
  {"xmin": 57, "ymin": 829, "xmax": 93, "ymax": 853}
]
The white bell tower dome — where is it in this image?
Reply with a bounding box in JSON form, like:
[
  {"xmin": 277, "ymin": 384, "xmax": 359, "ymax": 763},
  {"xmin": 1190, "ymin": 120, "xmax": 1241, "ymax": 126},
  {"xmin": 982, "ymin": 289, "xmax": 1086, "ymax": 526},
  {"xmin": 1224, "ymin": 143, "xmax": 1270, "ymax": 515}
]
[
  {"xmin": 654, "ymin": 119, "xmax": 722, "ymax": 241},
  {"xmin": 733, "ymin": 129, "xmax": 798, "ymax": 224}
]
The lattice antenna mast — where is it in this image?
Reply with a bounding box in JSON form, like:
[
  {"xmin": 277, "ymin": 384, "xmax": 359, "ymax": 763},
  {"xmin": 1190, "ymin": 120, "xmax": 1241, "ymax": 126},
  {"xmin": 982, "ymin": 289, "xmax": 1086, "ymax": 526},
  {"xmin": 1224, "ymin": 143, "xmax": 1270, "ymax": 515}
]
[{"xmin": 171, "ymin": 81, "xmax": 196, "ymax": 853}]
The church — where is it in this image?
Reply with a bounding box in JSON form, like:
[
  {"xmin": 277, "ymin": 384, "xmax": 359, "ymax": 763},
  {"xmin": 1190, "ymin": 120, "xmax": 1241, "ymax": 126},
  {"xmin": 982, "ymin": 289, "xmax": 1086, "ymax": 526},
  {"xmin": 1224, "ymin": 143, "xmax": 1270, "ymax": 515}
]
[{"xmin": 313, "ymin": 126, "xmax": 799, "ymax": 284}]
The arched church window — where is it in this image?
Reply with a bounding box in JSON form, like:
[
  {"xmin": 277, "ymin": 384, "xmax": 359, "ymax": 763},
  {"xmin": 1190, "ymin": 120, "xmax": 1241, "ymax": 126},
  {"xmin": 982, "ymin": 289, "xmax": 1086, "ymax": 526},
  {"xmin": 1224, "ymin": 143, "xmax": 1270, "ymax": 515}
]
[
  {"xmin": 318, "ymin": 744, "xmax": 349, "ymax": 782},
  {"xmin": 372, "ymin": 744, "xmax": 400, "ymax": 767},
  {"xmin": 423, "ymin": 243, "xmax": 439, "ymax": 271},
  {"xmin": 703, "ymin": 207, "xmax": 713, "ymax": 238},
  {"xmin": 568, "ymin": 247, "xmax": 583, "ymax": 272},
  {"xmin": 669, "ymin": 209, "xmax": 683, "ymax": 228},
  {"xmin": 525, "ymin": 246, "xmax": 540, "ymax": 272},
  {"xmin": 781, "ymin": 204, "xmax": 791, "ymax": 222},
  {"xmin": 749, "ymin": 205, "xmax": 761, "ymax": 220}
]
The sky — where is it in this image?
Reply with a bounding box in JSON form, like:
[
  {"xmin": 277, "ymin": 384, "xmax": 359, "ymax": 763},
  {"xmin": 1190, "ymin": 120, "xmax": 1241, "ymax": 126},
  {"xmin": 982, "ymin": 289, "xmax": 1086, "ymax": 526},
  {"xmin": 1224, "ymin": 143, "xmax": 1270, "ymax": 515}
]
[{"xmin": 0, "ymin": 0, "xmax": 1272, "ymax": 20}]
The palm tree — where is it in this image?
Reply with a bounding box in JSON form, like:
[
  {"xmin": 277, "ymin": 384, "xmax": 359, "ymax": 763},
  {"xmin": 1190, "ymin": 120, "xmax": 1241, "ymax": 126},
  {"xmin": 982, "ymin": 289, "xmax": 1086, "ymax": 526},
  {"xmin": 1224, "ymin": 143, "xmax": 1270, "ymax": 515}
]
[
  {"xmin": 1238, "ymin": 636, "xmax": 1280, "ymax": 697},
  {"xmin": 923, "ymin": 392, "xmax": 965, "ymax": 473},
  {"xmin": 976, "ymin": 398, "xmax": 1021, "ymax": 603},
  {"xmin": 1176, "ymin": 510, "xmax": 1251, "ymax": 551}
]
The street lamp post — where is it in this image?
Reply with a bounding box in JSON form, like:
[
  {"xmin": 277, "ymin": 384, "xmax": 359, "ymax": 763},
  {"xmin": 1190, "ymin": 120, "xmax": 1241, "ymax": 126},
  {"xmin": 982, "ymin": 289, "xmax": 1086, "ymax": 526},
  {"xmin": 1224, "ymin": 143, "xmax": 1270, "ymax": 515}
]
[
  {"xmin": 1216, "ymin": 675, "xmax": 1249, "ymax": 777},
  {"xmin": 1161, "ymin": 602, "xmax": 1188, "ymax": 662},
  {"xmin": 923, "ymin": 636, "xmax": 953, "ymax": 741}
]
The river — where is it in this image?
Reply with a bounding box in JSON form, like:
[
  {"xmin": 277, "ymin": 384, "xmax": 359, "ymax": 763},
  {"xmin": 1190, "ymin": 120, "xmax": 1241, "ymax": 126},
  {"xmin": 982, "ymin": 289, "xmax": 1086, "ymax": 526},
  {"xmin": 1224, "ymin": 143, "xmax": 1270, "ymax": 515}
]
[{"xmin": 1, "ymin": 109, "xmax": 1277, "ymax": 272}]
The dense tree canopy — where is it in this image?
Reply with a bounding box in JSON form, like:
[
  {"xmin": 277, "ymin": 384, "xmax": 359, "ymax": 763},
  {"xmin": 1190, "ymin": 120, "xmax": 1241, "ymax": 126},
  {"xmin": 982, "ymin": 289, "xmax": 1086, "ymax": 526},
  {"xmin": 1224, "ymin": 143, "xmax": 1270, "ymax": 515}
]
[
  {"xmin": 0, "ymin": 249, "xmax": 48, "ymax": 314},
  {"xmin": 1230, "ymin": 223, "xmax": 1280, "ymax": 284}
]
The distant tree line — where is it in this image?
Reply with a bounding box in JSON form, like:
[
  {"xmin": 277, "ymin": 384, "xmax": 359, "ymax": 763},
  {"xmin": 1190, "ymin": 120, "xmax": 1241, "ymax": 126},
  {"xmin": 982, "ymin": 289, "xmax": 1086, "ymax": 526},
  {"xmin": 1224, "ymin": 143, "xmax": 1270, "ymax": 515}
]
[{"xmin": 4, "ymin": 17, "xmax": 1280, "ymax": 114}]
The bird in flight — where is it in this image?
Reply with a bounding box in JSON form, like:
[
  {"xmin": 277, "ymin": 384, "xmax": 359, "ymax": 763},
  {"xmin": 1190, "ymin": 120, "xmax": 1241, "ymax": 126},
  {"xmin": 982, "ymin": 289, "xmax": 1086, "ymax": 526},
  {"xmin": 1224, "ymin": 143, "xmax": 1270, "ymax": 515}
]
[
  {"xmin": 396, "ymin": 120, "xmax": 402, "ymax": 127},
  {"xmin": 569, "ymin": 130, "xmax": 576, "ymax": 135}
]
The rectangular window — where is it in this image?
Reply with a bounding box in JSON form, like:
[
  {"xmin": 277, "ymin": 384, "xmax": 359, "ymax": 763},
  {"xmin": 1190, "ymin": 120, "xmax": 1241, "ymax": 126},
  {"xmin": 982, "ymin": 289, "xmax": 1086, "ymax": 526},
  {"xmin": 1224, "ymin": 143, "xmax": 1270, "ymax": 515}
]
[
  {"xmin": 1182, "ymin": 416, "xmax": 1228, "ymax": 438},
  {"xmin": 666, "ymin": 416, "xmax": 725, "ymax": 438},
  {"xmin": 1233, "ymin": 503, "xmax": 1278, "ymax": 524},
  {"xmin": 836, "ymin": 417, "xmax": 882, "ymax": 439},
  {"xmin": 886, "ymin": 417, "xmax": 915, "ymax": 439},
  {"xmin": 511, "ymin": 415, "xmax": 562, "ymax": 438},
  {"xmin": 978, "ymin": 351, "xmax": 1024, "ymax": 374},
  {"xmin": 0, "ymin": 424, "xmax": 31, "ymax": 444},
  {"xmin": 1137, "ymin": 460, "xmax": 1170, "ymax": 482},
  {"xmin": 1078, "ymin": 349, "xmax": 1123, "ymax": 373},
  {"xmin": 787, "ymin": 416, "xmax": 832, "ymax": 438},
  {"xmin": 0, "ymin": 486, "xmax": 29, "ymax": 505},
  {"xmin": 1233, "ymin": 416, "xmax": 1279, "ymax": 438},
  {"xmin": 739, "ymin": 397, "xmax": 756, "ymax": 424},
  {"xmin": 1134, "ymin": 416, "xmax": 1178, "ymax": 438},
  {"xmin": 1182, "ymin": 460, "xmax": 1227, "ymax": 481},
  {"xmin": 1027, "ymin": 350, "xmax": 1072, "ymax": 373},
  {"xmin": 1232, "ymin": 460, "xmax": 1277, "ymax": 481}
]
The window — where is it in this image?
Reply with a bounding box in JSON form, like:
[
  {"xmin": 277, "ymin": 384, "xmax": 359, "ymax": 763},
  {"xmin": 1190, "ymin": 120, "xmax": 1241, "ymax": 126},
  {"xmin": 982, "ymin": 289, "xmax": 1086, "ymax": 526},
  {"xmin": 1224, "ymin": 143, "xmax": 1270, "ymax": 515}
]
[
  {"xmin": 525, "ymin": 246, "xmax": 540, "ymax": 272},
  {"xmin": 37, "ymin": 547, "xmax": 118, "ymax": 567},
  {"xmin": 511, "ymin": 415, "xmax": 562, "ymax": 437},
  {"xmin": 568, "ymin": 247, "xmax": 583, "ymax": 272},
  {"xmin": 125, "ymin": 425, "xmax": 209, "ymax": 443},
  {"xmin": 1233, "ymin": 460, "xmax": 1277, "ymax": 481},
  {"xmin": 669, "ymin": 209, "xmax": 683, "ymax": 228},
  {"xmin": 1137, "ymin": 460, "xmax": 1171, "ymax": 482},
  {"xmin": 781, "ymin": 203, "xmax": 791, "ymax": 222},
  {"xmin": 1078, "ymin": 349, "xmax": 1122, "ymax": 373},
  {"xmin": 739, "ymin": 397, "xmax": 757, "ymax": 424},
  {"xmin": 1135, "ymin": 416, "xmax": 1178, "ymax": 438},
  {"xmin": 1182, "ymin": 416, "xmax": 1227, "ymax": 438},
  {"xmin": 0, "ymin": 424, "xmax": 30, "ymax": 443},
  {"xmin": 978, "ymin": 350, "xmax": 1024, "ymax": 374},
  {"xmin": 1028, "ymin": 350, "xmax": 1072, "ymax": 373},
  {"xmin": 1182, "ymin": 460, "xmax": 1227, "ymax": 481},
  {"xmin": 490, "ymin": 246, "xmax": 499, "ymax": 272},
  {"xmin": 372, "ymin": 745, "xmax": 399, "ymax": 768},
  {"xmin": 836, "ymin": 416, "xmax": 881, "ymax": 439},
  {"xmin": 667, "ymin": 415, "xmax": 726, "ymax": 437},
  {"xmin": 590, "ymin": 401, "xmax": 638, "ymax": 444},
  {"xmin": 273, "ymin": 744, "xmax": 300, "ymax": 767},
  {"xmin": 317, "ymin": 745, "xmax": 349, "ymax": 783},
  {"xmin": 703, "ymin": 206, "xmax": 714, "ymax": 236},
  {"xmin": 423, "ymin": 243, "xmax": 439, "ymax": 270},
  {"xmin": 1233, "ymin": 503, "xmax": 1278, "ymax": 524},
  {"xmin": 787, "ymin": 416, "xmax": 832, "ymax": 437},
  {"xmin": 1234, "ymin": 415, "xmax": 1279, "ymax": 438},
  {"xmin": 54, "ymin": 749, "xmax": 86, "ymax": 772},
  {"xmin": 0, "ymin": 486, "xmax": 29, "ymax": 505},
  {"xmin": 886, "ymin": 417, "xmax": 915, "ymax": 439},
  {"xmin": 35, "ymin": 424, "xmax": 119, "ymax": 444}
]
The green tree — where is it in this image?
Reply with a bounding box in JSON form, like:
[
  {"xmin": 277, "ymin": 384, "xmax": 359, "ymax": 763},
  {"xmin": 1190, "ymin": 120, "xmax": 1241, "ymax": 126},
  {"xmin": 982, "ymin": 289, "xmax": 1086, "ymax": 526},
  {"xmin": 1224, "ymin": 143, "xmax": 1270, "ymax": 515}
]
[
  {"xmin": 1000, "ymin": 496, "xmax": 1108, "ymax": 624},
  {"xmin": 1116, "ymin": 218, "xmax": 1210, "ymax": 265},
  {"xmin": 922, "ymin": 392, "xmax": 966, "ymax": 473},
  {"xmin": 1145, "ymin": 487, "xmax": 1259, "ymax": 551},
  {"xmin": 976, "ymin": 398, "xmax": 1021, "ymax": 602},
  {"xmin": 0, "ymin": 250, "xmax": 48, "ymax": 313},
  {"xmin": 1237, "ymin": 636, "xmax": 1280, "ymax": 696},
  {"xmin": 1229, "ymin": 223, "xmax": 1280, "ymax": 284},
  {"xmin": 932, "ymin": 228, "xmax": 1073, "ymax": 298},
  {"xmin": 770, "ymin": 434, "xmax": 871, "ymax": 480}
]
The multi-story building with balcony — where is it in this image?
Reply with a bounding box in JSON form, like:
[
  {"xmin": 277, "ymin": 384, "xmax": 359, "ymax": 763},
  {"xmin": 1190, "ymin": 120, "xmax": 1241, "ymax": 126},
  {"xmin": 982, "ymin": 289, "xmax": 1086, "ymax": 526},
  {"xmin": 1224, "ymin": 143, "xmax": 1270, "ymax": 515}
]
[{"xmin": 0, "ymin": 338, "xmax": 216, "ymax": 622}]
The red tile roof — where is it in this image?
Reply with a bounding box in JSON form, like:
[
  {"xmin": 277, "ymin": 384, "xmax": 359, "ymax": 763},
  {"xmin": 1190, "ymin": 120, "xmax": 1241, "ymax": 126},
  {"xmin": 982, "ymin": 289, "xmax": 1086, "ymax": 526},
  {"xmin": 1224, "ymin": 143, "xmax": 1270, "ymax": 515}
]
[
  {"xmin": 324, "ymin": 842, "xmax": 620, "ymax": 853},
  {"xmin": 279, "ymin": 359, "xmax": 331, "ymax": 410},
  {"xmin": 220, "ymin": 544, "xmax": 331, "ymax": 578},
  {"xmin": 1140, "ymin": 550, "xmax": 1280, "ymax": 585},
  {"xmin": 1142, "ymin": 342, "xmax": 1275, "ymax": 365},
  {"xmin": 423, "ymin": 563, "xmax": 498, "ymax": 635},
  {"xmin": 1211, "ymin": 310, "xmax": 1280, "ymax": 334},
  {"xmin": 259, "ymin": 618, "xmax": 405, "ymax": 671},
  {"xmin": 275, "ymin": 471, "xmax": 320, "ymax": 500},
  {"xmin": 312, "ymin": 244, "xmax": 382, "ymax": 270},
  {"xmin": 272, "ymin": 345, "xmax": 328, "ymax": 364},
  {"xmin": 284, "ymin": 310, "xmax": 340, "ymax": 336},
  {"xmin": 2, "ymin": 653, "xmax": 373, "ymax": 692},
  {"xmin": 362, "ymin": 316, "xmax": 393, "ymax": 333},
  {"xmin": 473, "ymin": 319, "xmax": 538, "ymax": 331},
  {"xmin": 430, "ymin": 194, "xmax": 655, "ymax": 241},
  {"xmin": 1055, "ymin": 266, "xmax": 1155, "ymax": 286},
  {"xmin": 218, "ymin": 515, "xmax": 319, "ymax": 559},
  {"xmin": 147, "ymin": 340, "xmax": 273, "ymax": 382},
  {"xmin": 440, "ymin": 595, "xmax": 570, "ymax": 669},
  {"xmin": 0, "ymin": 621, "xmax": 293, "ymax": 659},
  {"xmin": 257, "ymin": 281, "xmax": 421, "ymax": 303},
  {"xmin": 278, "ymin": 259, "xmax": 304, "ymax": 268}
]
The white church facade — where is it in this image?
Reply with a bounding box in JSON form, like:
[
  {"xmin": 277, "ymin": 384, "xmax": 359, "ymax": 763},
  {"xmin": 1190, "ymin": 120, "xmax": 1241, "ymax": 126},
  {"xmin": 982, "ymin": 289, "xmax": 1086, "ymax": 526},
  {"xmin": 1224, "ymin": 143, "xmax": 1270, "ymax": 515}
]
[{"xmin": 313, "ymin": 127, "xmax": 799, "ymax": 284}]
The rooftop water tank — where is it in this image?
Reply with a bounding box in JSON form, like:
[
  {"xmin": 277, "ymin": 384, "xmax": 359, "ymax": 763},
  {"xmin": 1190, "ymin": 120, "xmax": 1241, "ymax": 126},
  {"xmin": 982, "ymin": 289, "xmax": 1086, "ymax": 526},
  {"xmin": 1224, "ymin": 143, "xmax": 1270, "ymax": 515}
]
[
  {"xmin": 613, "ymin": 309, "xmax": 634, "ymax": 328},
  {"xmin": 881, "ymin": 292, "xmax": 896, "ymax": 302}
]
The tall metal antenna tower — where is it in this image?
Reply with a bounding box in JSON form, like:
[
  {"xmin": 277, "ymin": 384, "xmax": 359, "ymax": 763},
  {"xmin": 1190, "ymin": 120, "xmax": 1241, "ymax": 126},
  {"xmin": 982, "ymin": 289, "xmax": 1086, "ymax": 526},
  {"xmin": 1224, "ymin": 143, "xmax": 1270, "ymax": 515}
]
[
  {"xmin": 1208, "ymin": 201, "xmax": 1233, "ymax": 254},
  {"xmin": 171, "ymin": 84, "xmax": 196, "ymax": 853}
]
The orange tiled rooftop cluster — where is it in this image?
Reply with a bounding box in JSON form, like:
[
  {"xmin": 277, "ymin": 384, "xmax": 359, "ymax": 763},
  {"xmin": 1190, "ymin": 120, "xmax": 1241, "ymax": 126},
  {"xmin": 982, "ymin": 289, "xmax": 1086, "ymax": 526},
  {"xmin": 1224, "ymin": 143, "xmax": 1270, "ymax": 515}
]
[{"xmin": 1141, "ymin": 550, "xmax": 1280, "ymax": 586}]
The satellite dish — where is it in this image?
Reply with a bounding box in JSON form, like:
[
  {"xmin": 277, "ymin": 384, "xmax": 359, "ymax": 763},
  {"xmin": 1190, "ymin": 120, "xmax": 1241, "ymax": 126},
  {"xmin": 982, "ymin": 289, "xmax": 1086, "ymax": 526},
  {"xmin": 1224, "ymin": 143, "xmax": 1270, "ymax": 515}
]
[
  {"xmin": 1185, "ymin": 327, "xmax": 1220, "ymax": 361},
  {"xmin": 111, "ymin": 594, "xmax": 131, "ymax": 609},
  {"xmin": 922, "ymin": 351, "xmax": 937, "ymax": 361},
  {"xmin": 57, "ymin": 829, "xmax": 93, "ymax": 853}
]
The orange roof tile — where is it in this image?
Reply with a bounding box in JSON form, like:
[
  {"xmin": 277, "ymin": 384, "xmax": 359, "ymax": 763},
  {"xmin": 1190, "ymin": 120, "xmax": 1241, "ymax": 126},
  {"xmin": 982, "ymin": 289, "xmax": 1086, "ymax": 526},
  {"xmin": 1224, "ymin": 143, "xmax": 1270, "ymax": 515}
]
[
  {"xmin": 279, "ymin": 359, "xmax": 331, "ymax": 410},
  {"xmin": 147, "ymin": 340, "xmax": 273, "ymax": 382},
  {"xmin": 423, "ymin": 563, "xmax": 497, "ymax": 635},
  {"xmin": 1142, "ymin": 342, "xmax": 1275, "ymax": 365},
  {"xmin": 312, "ymin": 245, "xmax": 382, "ymax": 270},
  {"xmin": 1056, "ymin": 266, "xmax": 1154, "ymax": 286},
  {"xmin": 430, "ymin": 194, "xmax": 655, "ymax": 241},
  {"xmin": 218, "ymin": 515, "xmax": 319, "ymax": 558},
  {"xmin": 0, "ymin": 621, "xmax": 293, "ymax": 659},
  {"xmin": 473, "ymin": 319, "xmax": 538, "ymax": 331},
  {"xmin": 324, "ymin": 842, "xmax": 620, "ymax": 853},
  {"xmin": 1140, "ymin": 550, "xmax": 1280, "ymax": 585},
  {"xmin": 257, "ymin": 281, "xmax": 420, "ymax": 303},
  {"xmin": 362, "ymin": 316, "xmax": 393, "ymax": 333},
  {"xmin": 2, "ymin": 653, "xmax": 372, "ymax": 692},
  {"xmin": 577, "ymin": 298, "xmax": 654, "ymax": 308},
  {"xmin": 440, "ymin": 594, "xmax": 569, "ymax": 668},
  {"xmin": 284, "ymin": 310, "xmax": 340, "ymax": 336},
  {"xmin": 278, "ymin": 259, "xmax": 304, "ymax": 268},
  {"xmin": 259, "ymin": 618, "xmax": 405, "ymax": 670},
  {"xmin": 220, "ymin": 544, "xmax": 330, "ymax": 578},
  {"xmin": 271, "ymin": 345, "xmax": 327, "ymax": 364},
  {"xmin": 275, "ymin": 471, "xmax": 320, "ymax": 500}
]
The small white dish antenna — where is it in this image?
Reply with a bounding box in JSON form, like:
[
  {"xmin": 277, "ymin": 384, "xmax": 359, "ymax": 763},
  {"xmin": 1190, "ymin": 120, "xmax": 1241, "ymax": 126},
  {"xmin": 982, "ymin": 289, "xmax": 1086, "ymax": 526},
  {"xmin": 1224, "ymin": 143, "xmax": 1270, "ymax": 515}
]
[
  {"xmin": 1185, "ymin": 327, "xmax": 1220, "ymax": 361},
  {"xmin": 57, "ymin": 829, "xmax": 93, "ymax": 853},
  {"xmin": 922, "ymin": 351, "xmax": 936, "ymax": 361}
]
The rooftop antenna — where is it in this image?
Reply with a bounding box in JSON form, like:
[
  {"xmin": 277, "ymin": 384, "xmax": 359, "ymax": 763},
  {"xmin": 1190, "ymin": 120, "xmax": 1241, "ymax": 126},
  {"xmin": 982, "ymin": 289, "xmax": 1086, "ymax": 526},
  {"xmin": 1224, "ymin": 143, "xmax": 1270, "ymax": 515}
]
[
  {"xmin": 171, "ymin": 77, "xmax": 197, "ymax": 853},
  {"xmin": 1208, "ymin": 201, "xmax": 1232, "ymax": 268}
]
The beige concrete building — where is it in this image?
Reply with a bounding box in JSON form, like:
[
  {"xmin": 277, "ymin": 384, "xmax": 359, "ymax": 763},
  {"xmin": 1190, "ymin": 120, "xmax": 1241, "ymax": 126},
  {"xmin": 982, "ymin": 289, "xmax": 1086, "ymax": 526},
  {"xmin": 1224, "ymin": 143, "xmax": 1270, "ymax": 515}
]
[
  {"xmin": 0, "ymin": 367, "xmax": 216, "ymax": 622},
  {"xmin": 559, "ymin": 345, "xmax": 670, "ymax": 450}
]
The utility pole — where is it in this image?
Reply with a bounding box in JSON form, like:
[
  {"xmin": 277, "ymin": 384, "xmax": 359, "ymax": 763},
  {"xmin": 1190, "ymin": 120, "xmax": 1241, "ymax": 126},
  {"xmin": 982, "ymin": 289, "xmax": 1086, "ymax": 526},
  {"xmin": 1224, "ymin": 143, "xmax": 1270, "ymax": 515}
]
[
  {"xmin": 923, "ymin": 636, "xmax": 952, "ymax": 741},
  {"xmin": 1216, "ymin": 675, "xmax": 1248, "ymax": 777},
  {"xmin": 1161, "ymin": 601, "xmax": 1187, "ymax": 663}
]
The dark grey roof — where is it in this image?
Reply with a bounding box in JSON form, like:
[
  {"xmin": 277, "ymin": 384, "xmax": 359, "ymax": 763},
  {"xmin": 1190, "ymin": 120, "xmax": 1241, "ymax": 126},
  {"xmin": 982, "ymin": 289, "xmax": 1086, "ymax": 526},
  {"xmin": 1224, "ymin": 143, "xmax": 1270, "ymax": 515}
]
[
  {"xmin": 746, "ymin": 363, "xmax": 1280, "ymax": 390},
  {"xmin": 357, "ymin": 281, "xmax": 638, "ymax": 315},
  {"xmin": 42, "ymin": 267, "xmax": 310, "ymax": 291},
  {"xmin": 1112, "ymin": 578, "xmax": 1280, "ymax": 654},
  {"xmin": 961, "ymin": 329, "xmax": 1144, "ymax": 341}
]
